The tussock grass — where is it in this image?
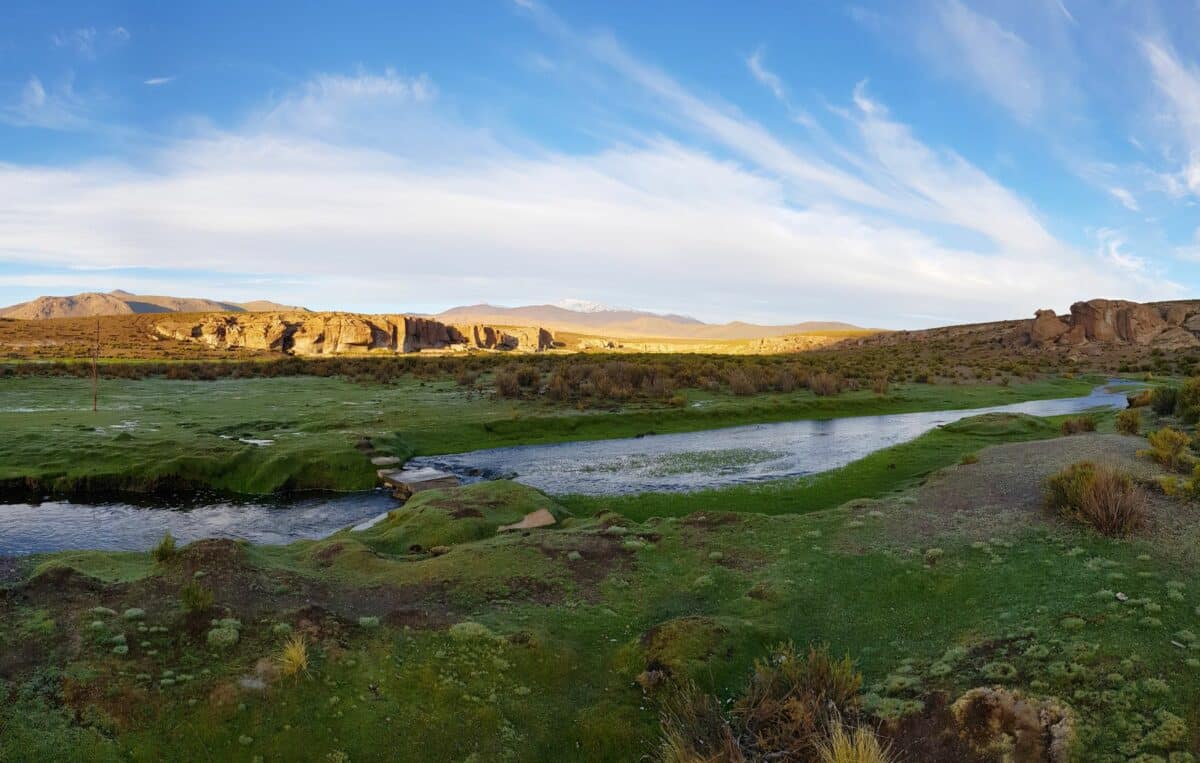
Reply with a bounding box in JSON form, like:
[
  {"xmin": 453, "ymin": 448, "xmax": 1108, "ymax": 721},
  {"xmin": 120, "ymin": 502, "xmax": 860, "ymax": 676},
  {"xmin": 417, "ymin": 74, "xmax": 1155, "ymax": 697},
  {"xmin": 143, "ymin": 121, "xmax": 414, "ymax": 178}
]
[
  {"xmin": 815, "ymin": 719, "xmax": 893, "ymax": 763},
  {"xmin": 1045, "ymin": 461, "xmax": 1146, "ymax": 537},
  {"xmin": 277, "ymin": 635, "xmax": 310, "ymax": 679}
]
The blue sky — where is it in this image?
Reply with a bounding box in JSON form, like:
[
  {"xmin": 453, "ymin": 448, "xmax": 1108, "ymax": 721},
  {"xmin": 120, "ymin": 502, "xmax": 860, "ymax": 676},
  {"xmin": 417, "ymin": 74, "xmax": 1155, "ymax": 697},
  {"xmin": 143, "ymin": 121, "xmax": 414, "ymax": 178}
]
[{"xmin": 1, "ymin": 1, "xmax": 1199, "ymax": 328}]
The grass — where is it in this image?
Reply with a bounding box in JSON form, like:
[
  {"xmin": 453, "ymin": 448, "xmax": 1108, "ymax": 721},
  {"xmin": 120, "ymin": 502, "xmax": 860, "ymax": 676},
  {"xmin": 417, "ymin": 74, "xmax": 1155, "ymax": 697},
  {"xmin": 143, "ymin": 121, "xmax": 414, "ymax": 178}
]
[
  {"xmin": 0, "ymin": 373, "xmax": 1101, "ymax": 496},
  {"xmin": 6, "ymin": 478, "xmax": 1200, "ymax": 760}
]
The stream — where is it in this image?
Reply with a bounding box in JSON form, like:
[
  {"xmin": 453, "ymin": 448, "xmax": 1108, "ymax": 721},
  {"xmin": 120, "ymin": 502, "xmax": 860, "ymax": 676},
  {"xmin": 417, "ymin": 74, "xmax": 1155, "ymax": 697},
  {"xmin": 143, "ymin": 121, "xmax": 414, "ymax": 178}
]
[{"xmin": 0, "ymin": 383, "xmax": 1132, "ymax": 555}]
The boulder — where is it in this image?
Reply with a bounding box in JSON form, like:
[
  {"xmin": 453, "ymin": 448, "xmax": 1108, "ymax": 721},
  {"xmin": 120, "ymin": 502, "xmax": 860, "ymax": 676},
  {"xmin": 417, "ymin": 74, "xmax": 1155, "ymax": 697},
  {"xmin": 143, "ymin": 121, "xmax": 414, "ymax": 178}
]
[
  {"xmin": 498, "ymin": 508, "xmax": 558, "ymax": 533},
  {"xmin": 1029, "ymin": 309, "xmax": 1069, "ymax": 344}
]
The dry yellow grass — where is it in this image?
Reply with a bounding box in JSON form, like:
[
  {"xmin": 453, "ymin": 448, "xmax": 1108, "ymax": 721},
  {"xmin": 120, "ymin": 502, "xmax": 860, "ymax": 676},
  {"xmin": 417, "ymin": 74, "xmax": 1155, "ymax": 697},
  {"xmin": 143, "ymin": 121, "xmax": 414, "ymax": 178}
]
[
  {"xmin": 815, "ymin": 719, "xmax": 893, "ymax": 763},
  {"xmin": 277, "ymin": 634, "xmax": 310, "ymax": 678}
]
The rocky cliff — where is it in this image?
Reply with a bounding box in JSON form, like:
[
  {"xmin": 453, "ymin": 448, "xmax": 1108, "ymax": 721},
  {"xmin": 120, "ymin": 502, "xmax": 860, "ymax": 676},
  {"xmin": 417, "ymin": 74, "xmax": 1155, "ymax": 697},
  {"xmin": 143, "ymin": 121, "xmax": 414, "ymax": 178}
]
[
  {"xmin": 1012, "ymin": 299, "xmax": 1200, "ymax": 350},
  {"xmin": 153, "ymin": 313, "xmax": 556, "ymax": 355}
]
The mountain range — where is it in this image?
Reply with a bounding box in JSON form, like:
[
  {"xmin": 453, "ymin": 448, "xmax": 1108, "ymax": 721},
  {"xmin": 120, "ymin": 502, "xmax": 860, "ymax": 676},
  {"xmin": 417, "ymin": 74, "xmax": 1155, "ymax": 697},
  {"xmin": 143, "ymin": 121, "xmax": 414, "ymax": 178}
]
[
  {"xmin": 0, "ymin": 290, "xmax": 307, "ymax": 320},
  {"xmin": 0, "ymin": 291, "xmax": 864, "ymax": 340}
]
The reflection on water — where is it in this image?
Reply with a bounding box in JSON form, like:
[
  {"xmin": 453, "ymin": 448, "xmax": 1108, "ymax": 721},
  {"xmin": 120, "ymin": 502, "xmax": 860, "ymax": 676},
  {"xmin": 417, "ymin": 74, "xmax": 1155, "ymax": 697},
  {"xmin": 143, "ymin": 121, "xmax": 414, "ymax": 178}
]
[
  {"xmin": 410, "ymin": 384, "xmax": 1133, "ymax": 496},
  {"xmin": 0, "ymin": 491, "xmax": 395, "ymax": 556}
]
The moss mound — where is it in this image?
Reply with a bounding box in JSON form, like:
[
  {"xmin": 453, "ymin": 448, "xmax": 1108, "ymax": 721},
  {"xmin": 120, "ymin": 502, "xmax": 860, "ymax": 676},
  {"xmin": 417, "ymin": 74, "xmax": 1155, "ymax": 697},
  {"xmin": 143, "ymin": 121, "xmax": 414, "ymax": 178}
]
[
  {"xmin": 352, "ymin": 480, "xmax": 570, "ymax": 554},
  {"xmin": 617, "ymin": 615, "xmax": 778, "ymax": 690},
  {"xmin": 942, "ymin": 412, "xmax": 1058, "ymax": 438}
]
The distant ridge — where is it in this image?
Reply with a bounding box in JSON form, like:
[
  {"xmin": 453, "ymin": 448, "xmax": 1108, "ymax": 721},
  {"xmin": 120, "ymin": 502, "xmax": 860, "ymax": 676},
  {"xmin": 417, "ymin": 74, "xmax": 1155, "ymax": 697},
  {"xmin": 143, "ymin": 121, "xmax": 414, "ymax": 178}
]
[
  {"xmin": 0, "ymin": 290, "xmax": 308, "ymax": 320},
  {"xmin": 433, "ymin": 303, "xmax": 865, "ymax": 340}
]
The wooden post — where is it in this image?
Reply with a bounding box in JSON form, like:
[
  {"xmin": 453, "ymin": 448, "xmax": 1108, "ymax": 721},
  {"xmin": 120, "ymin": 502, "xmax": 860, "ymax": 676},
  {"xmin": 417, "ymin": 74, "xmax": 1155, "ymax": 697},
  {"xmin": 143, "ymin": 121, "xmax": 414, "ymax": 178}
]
[{"xmin": 92, "ymin": 318, "xmax": 99, "ymax": 413}]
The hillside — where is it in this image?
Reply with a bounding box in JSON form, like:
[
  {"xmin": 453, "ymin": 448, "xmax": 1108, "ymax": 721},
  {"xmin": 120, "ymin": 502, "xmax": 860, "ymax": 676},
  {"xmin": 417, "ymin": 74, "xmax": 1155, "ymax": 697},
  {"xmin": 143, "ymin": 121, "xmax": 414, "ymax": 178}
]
[
  {"xmin": 0, "ymin": 290, "xmax": 307, "ymax": 320},
  {"xmin": 434, "ymin": 303, "xmax": 865, "ymax": 339}
]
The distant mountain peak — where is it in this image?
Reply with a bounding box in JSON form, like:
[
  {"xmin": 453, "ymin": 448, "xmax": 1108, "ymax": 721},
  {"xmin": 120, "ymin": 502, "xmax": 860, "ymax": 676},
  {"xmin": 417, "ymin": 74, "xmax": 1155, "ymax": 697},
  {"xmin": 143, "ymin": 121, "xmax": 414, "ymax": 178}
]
[{"xmin": 553, "ymin": 298, "xmax": 617, "ymax": 313}]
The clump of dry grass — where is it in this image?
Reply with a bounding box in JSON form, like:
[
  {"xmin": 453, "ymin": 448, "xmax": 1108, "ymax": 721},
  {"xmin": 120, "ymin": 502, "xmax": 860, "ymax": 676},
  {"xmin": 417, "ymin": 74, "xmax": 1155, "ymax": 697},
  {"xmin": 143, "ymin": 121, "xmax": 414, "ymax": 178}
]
[
  {"xmin": 1059, "ymin": 416, "xmax": 1096, "ymax": 436},
  {"xmin": 815, "ymin": 718, "xmax": 893, "ymax": 763},
  {"xmin": 1045, "ymin": 461, "xmax": 1146, "ymax": 537},
  {"xmin": 277, "ymin": 634, "xmax": 310, "ymax": 679},
  {"xmin": 660, "ymin": 682, "xmax": 744, "ymax": 763}
]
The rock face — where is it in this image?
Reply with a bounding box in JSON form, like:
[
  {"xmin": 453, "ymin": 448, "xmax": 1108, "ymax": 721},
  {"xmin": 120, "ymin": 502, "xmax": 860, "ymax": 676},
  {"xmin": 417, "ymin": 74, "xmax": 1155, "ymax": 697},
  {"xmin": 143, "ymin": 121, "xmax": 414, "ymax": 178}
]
[
  {"xmin": 154, "ymin": 312, "xmax": 555, "ymax": 356},
  {"xmin": 1015, "ymin": 299, "xmax": 1200, "ymax": 349}
]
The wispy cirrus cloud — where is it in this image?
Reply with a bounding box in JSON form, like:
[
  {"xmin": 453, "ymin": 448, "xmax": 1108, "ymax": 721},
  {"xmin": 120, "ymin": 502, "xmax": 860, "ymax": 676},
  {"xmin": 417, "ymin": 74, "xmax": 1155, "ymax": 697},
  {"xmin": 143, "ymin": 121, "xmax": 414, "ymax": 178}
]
[
  {"xmin": 143, "ymin": 76, "xmax": 175, "ymax": 87},
  {"xmin": 51, "ymin": 26, "xmax": 128, "ymax": 59},
  {"xmin": 1, "ymin": 75, "xmax": 88, "ymax": 129},
  {"xmin": 1142, "ymin": 38, "xmax": 1200, "ymax": 198}
]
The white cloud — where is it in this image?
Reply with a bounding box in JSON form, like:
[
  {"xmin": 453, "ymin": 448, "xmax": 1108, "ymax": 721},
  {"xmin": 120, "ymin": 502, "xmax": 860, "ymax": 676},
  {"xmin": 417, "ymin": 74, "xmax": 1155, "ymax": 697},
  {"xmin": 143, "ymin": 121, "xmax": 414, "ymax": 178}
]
[
  {"xmin": 52, "ymin": 27, "xmax": 97, "ymax": 58},
  {"xmin": 1108, "ymin": 186, "xmax": 1140, "ymax": 211},
  {"xmin": 1141, "ymin": 38, "xmax": 1200, "ymax": 197},
  {"xmin": 920, "ymin": 0, "xmax": 1046, "ymax": 124},
  {"xmin": 2, "ymin": 75, "xmax": 88, "ymax": 129},
  {"xmin": 144, "ymin": 76, "xmax": 175, "ymax": 87},
  {"xmin": 747, "ymin": 47, "xmax": 786, "ymax": 103},
  {"xmin": 0, "ymin": 60, "xmax": 1178, "ymax": 326}
]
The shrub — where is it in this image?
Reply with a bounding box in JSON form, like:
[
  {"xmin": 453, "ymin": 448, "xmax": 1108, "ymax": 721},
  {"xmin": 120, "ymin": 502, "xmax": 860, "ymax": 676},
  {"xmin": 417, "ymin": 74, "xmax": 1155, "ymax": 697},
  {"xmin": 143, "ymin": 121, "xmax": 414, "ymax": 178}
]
[
  {"xmin": 493, "ymin": 369, "xmax": 521, "ymax": 398},
  {"xmin": 871, "ymin": 377, "xmax": 889, "ymax": 395},
  {"xmin": 1045, "ymin": 462, "xmax": 1146, "ymax": 537},
  {"xmin": 734, "ymin": 643, "xmax": 862, "ymax": 758},
  {"xmin": 1127, "ymin": 389, "xmax": 1153, "ymax": 408},
  {"xmin": 960, "ymin": 453, "xmax": 979, "ymax": 465},
  {"xmin": 454, "ymin": 369, "xmax": 479, "ymax": 387},
  {"xmin": 1116, "ymin": 409, "xmax": 1141, "ymax": 436},
  {"xmin": 1141, "ymin": 427, "xmax": 1191, "ymax": 471},
  {"xmin": 206, "ymin": 626, "xmax": 239, "ymax": 650},
  {"xmin": 1178, "ymin": 377, "xmax": 1200, "ymax": 422},
  {"xmin": 179, "ymin": 582, "xmax": 214, "ymax": 614},
  {"xmin": 151, "ymin": 532, "xmax": 177, "ymax": 564},
  {"xmin": 1151, "ymin": 386, "xmax": 1179, "ymax": 415},
  {"xmin": 277, "ymin": 635, "xmax": 309, "ymax": 679},
  {"xmin": 810, "ymin": 372, "xmax": 844, "ymax": 397},
  {"xmin": 727, "ymin": 369, "xmax": 756, "ymax": 397},
  {"xmin": 1060, "ymin": 416, "xmax": 1096, "ymax": 436},
  {"xmin": 815, "ymin": 718, "xmax": 893, "ymax": 763}
]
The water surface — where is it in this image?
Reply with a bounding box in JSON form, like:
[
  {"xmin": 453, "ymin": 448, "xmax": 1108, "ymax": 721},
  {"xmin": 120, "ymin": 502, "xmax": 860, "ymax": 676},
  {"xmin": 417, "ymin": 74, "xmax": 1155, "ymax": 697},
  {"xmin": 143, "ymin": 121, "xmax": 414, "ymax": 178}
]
[
  {"xmin": 409, "ymin": 384, "xmax": 1131, "ymax": 496},
  {"xmin": 0, "ymin": 491, "xmax": 394, "ymax": 556}
]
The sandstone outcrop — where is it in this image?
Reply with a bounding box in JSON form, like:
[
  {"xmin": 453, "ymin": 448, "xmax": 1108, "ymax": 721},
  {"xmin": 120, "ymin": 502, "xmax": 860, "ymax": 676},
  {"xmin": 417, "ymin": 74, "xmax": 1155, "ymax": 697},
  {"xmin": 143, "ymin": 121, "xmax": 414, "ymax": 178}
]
[
  {"xmin": 1013, "ymin": 299, "xmax": 1200, "ymax": 349},
  {"xmin": 154, "ymin": 312, "xmax": 555, "ymax": 356}
]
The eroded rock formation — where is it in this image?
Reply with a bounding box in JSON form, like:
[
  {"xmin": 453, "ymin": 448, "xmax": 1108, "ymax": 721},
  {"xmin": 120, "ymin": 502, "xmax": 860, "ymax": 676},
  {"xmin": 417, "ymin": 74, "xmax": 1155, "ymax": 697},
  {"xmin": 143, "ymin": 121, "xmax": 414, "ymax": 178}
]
[
  {"xmin": 154, "ymin": 312, "xmax": 555, "ymax": 355},
  {"xmin": 1013, "ymin": 299, "xmax": 1200, "ymax": 350}
]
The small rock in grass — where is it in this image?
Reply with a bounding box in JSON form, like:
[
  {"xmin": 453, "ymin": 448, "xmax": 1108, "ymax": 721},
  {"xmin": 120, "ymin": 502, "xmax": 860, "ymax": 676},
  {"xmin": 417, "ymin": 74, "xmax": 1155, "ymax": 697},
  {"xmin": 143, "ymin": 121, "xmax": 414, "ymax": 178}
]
[
  {"xmin": 430, "ymin": 545, "xmax": 451, "ymax": 556},
  {"xmin": 358, "ymin": 616, "xmax": 380, "ymax": 629}
]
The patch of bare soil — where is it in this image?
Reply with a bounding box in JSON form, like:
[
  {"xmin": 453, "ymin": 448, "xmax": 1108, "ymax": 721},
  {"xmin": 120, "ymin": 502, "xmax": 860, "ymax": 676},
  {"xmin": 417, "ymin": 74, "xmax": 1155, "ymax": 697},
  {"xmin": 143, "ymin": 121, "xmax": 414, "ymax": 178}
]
[
  {"xmin": 536, "ymin": 534, "xmax": 632, "ymax": 600},
  {"xmin": 880, "ymin": 693, "xmax": 993, "ymax": 763},
  {"xmin": 0, "ymin": 556, "xmax": 23, "ymax": 586},
  {"xmin": 880, "ymin": 433, "xmax": 1161, "ymax": 544}
]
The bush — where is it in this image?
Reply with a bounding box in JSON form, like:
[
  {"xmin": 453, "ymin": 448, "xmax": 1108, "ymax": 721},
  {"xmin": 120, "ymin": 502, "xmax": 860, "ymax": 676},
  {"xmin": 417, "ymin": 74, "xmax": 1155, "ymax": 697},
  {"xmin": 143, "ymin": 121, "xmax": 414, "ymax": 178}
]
[
  {"xmin": 727, "ymin": 369, "xmax": 756, "ymax": 397},
  {"xmin": 1178, "ymin": 377, "xmax": 1200, "ymax": 422},
  {"xmin": 179, "ymin": 582, "xmax": 213, "ymax": 614},
  {"xmin": 151, "ymin": 532, "xmax": 177, "ymax": 564},
  {"xmin": 1141, "ymin": 427, "xmax": 1191, "ymax": 471},
  {"xmin": 871, "ymin": 377, "xmax": 889, "ymax": 395},
  {"xmin": 1116, "ymin": 409, "xmax": 1141, "ymax": 436},
  {"xmin": 206, "ymin": 626, "xmax": 239, "ymax": 650},
  {"xmin": 734, "ymin": 643, "xmax": 862, "ymax": 758},
  {"xmin": 1045, "ymin": 462, "xmax": 1146, "ymax": 537},
  {"xmin": 1151, "ymin": 386, "xmax": 1179, "ymax": 415},
  {"xmin": 277, "ymin": 635, "xmax": 309, "ymax": 679},
  {"xmin": 1127, "ymin": 389, "xmax": 1153, "ymax": 408},
  {"xmin": 960, "ymin": 453, "xmax": 979, "ymax": 465},
  {"xmin": 810, "ymin": 372, "xmax": 844, "ymax": 397},
  {"xmin": 1060, "ymin": 416, "xmax": 1096, "ymax": 436},
  {"xmin": 493, "ymin": 369, "xmax": 521, "ymax": 398}
]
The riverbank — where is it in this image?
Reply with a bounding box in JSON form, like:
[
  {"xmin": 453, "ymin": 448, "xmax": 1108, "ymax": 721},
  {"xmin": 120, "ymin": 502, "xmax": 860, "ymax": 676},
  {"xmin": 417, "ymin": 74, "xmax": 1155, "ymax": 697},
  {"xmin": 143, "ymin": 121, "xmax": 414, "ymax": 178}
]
[{"xmin": 0, "ymin": 374, "xmax": 1102, "ymax": 499}]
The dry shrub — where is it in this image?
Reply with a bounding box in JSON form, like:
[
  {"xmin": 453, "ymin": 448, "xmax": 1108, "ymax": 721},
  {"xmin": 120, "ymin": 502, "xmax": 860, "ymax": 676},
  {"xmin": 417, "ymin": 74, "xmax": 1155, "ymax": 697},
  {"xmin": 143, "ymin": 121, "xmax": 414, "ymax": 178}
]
[
  {"xmin": 660, "ymin": 682, "xmax": 744, "ymax": 763},
  {"xmin": 1126, "ymin": 389, "xmax": 1153, "ymax": 408},
  {"xmin": 454, "ymin": 369, "xmax": 480, "ymax": 388},
  {"xmin": 815, "ymin": 718, "xmax": 893, "ymax": 763},
  {"xmin": 734, "ymin": 643, "xmax": 862, "ymax": 759},
  {"xmin": 493, "ymin": 368, "xmax": 521, "ymax": 398},
  {"xmin": 871, "ymin": 377, "xmax": 889, "ymax": 396},
  {"xmin": 1140, "ymin": 427, "xmax": 1191, "ymax": 471},
  {"xmin": 810, "ymin": 372, "xmax": 844, "ymax": 397},
  {"xmin": 727, "ymin": 369, "xmax": 757, "ymax": 397},
  {"xmin": 1115, "ymin": 408, "xmax": 1140, "ymax": 436},
  {"xmin": 951, "ymin": 687, "xmax": 1073, "ymax": 763},
  {"xmin": 1044, "ymin": 462, "xmax": 1146, "ymax": 537},
  {"xmin": 1059, "ymin": 416, "xmax": 1095, "ymax": 436}
]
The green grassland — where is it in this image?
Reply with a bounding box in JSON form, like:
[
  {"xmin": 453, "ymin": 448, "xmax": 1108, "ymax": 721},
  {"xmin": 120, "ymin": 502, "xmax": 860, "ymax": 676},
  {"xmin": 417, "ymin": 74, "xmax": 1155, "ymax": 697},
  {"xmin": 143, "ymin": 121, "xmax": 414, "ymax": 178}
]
[
  {"xmin": 0, "ymin": 372, "xmax": 1099, "ymax": 497},
  {"xmin": 4, "ymin": 450, "xmax": 1200, "ymax": 761}
]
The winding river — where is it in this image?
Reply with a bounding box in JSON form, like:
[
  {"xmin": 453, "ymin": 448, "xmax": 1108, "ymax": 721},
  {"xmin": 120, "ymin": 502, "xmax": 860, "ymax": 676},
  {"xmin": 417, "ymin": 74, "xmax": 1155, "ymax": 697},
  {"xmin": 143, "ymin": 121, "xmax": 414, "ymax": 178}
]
[{"xmin": 0, "ymin": 383, "xmax": 1132, "ymax": 555}]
